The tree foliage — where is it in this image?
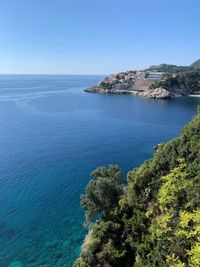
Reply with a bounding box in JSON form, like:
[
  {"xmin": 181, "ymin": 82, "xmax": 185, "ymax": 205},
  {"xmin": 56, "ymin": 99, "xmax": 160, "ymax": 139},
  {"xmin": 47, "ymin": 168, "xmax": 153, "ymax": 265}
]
[
  {"xmin": 80, "ymin": 164, "xmax": 124, "ymax": 226},
  {"xmin": 75, "ymin": 106, "xmax": 200, "ymax": 267}
]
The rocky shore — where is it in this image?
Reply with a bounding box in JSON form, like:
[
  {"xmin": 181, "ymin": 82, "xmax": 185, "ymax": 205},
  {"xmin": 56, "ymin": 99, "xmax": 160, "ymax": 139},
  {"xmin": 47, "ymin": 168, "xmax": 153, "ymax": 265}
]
[
  {"xmin": 136, "ymin": 87, "xmax": 172, "ymax": 99},
  {"xmin": 85, "ymin": 86, "xmax": 172, "ymax": 99},
  {"xmin": 85, "ymin": 86, "xmax": 134, "ymax": 95}
]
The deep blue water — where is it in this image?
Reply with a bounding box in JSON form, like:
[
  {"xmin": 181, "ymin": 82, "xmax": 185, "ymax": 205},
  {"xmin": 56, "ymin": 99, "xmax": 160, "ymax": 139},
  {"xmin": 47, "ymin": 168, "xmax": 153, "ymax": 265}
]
[{"xmin": 0, "ymin": 75, "xmax": 200, "ymax": 267}]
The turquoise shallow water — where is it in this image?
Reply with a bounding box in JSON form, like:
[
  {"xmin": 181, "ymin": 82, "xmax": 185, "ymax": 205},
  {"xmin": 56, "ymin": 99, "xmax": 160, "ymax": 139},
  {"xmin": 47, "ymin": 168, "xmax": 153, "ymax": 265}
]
[{"xmin": 0, "ymin": 75, "xmax": 200, "ymax": 267}]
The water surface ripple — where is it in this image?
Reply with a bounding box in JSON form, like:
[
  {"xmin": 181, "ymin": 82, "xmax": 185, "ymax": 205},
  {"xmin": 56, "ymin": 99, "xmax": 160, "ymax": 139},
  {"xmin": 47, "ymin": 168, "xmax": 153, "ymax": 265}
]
[{"xmin": 0, "ymin": 75, "xmax": 199, "ymax": 266}]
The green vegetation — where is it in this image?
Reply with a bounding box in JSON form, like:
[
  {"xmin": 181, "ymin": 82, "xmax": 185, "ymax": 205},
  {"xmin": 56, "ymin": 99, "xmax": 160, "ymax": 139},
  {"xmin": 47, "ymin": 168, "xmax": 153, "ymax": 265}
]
[
  {"xmin": 80, "ymin": 165, "xmax": 124, "ymax": 226},
  {"xmin": 191, "ymin": 59, "xmax": 200, "ymax": 70},
  {"xmin": 147, "ymin": 59, "xmax": 200, "ymax": 73},
  {"xmin": 150, "ymin": 70, "xmax": 200, "ymax": 95},
  {"xmin": 147, "ymin": 63, "xmax": 190, "ymax": 73},
  {"xmin": 149, "ymin": 59, "xmax": 200, "ymax": 95},
  {"xmin": 75, "ymin": 106, "xmax": 200, "ymax": 267}
]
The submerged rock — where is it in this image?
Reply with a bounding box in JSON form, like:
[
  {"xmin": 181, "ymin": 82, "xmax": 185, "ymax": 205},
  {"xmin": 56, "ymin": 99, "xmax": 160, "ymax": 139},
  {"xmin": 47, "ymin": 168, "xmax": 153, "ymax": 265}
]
[
  {"xmin": 8, "ymin": 260, "xmax": 24, "ymax": 267},
  {"xmin": 45, "ymin": 239, "xmax": 59, "ymax": 249},
  {"xmin": 62, "ymin": 239, "xmax": 71, "ymax": 248}
]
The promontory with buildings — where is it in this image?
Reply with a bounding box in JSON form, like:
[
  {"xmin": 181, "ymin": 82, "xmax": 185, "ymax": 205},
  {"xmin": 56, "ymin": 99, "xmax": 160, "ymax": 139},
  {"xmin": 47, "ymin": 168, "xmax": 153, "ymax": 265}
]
[{"xmin": 85, "ymin": 59, "xmax": 200, "ymax": 99}]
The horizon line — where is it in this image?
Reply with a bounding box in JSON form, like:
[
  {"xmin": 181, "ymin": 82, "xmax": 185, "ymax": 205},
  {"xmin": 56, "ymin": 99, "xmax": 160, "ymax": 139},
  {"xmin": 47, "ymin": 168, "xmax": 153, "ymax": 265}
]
[{"xmin": 0, "ymin": 73, "xmax": 108, "ymax": 76}]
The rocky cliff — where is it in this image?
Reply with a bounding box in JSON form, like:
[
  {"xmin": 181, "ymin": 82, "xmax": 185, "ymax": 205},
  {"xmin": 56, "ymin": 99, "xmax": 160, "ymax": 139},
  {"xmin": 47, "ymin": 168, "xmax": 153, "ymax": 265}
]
[{"xmin": 149, "ymin": 70, "xmax": 200, "ymax": 97}]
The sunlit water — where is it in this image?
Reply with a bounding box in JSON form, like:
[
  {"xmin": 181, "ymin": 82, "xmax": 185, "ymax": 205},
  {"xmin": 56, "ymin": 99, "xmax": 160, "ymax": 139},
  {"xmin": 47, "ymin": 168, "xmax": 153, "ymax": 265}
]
[{"xmin": 0, "ymin": 75, "xmax": 199, "ymax": 267}]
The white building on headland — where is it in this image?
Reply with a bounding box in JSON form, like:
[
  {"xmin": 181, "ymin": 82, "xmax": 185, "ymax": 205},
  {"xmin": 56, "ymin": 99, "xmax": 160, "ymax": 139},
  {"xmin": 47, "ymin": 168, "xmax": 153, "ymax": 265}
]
[{"xmin": 147, "ymin": 72, "xmax": 164, "ymax": 80}]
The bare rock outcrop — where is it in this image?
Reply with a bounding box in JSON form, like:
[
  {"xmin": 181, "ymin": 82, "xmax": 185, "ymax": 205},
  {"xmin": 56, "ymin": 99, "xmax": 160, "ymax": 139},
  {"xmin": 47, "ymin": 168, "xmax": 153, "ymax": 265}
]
[{"xmin": 137, "ymin": 87, "xmax": 172, "ymax": 99}]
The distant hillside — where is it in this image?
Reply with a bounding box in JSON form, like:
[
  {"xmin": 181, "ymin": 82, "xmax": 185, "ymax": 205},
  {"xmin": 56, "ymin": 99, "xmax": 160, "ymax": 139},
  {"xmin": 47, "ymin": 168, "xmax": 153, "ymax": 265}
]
[
  {"xmin": 148, "ymin": 59, "xmax": 200, "ymax": 72},
  {"xmin": 146, "ymin": 63, "xmax": 189, "ymax": 73},
  {"xmin": 191, "ymin": 59, "xmax": 200, "ymax": 69}
]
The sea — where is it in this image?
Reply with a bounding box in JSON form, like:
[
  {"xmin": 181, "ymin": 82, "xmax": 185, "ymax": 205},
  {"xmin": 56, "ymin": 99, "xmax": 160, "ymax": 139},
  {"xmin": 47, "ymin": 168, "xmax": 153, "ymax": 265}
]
[{"xmin": 0, "ymin": 75, "xmax": 199, "ymax": 267}]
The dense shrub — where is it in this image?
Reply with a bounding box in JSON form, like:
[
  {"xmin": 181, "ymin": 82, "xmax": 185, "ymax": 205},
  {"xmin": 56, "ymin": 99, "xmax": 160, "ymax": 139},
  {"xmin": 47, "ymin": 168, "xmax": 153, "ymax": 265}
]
[{"xmin": 75, "ymin": 106, "xmax": 200, "ymax": 267}]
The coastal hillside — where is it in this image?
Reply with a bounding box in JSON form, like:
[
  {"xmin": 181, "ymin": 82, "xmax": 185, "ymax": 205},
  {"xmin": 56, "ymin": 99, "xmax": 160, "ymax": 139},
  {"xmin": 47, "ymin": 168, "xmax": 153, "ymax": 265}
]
[
  {"xmin": 85, "ymin": 60, "xmax": 200, "ymax": 99},
  {"xmin": 146, "ymin": 63, "xmax": 190, "ymax": 73},
  {"xmin": 191, "ymin": 59, "xmax": 200, "ymax": 69},
  {"xmin": 149, "ymin": 70, "xmax": 200, "ymax": 96},
  {"xmin": 75, "ymin": 106, "xmax": 200, "ymax": 267}
]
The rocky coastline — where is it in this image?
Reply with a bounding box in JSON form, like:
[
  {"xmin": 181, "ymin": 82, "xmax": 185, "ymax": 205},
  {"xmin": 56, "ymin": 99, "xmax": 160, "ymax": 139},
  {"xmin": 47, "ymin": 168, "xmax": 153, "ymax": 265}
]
[
  {"xmin": 85, "ymin": 86, "xmax": 135, "ymax": 95},
  {"xmin": 85, "ymin": 62, "xmax": 200, "ymax": 99},
  {"xmin": 136, "ymin": 87, "xmax": 172, "ymax": 99},
  {"xmin": 85, "ymin": 86, "xmax": 172, "ymax": 99}
]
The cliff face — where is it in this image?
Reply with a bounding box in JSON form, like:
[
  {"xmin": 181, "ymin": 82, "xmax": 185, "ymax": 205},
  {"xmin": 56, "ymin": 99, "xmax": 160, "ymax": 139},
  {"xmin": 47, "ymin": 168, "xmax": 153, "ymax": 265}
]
[
  {"xmin": 149, "ymin": 70, "xmax": 200, "ymax": 97},
  {"xmin": 75, "ymin": 107, "xmax": 200, "ymax": 267},
  {"xmin": 136, "ymin": 87, "xmax": 172, "ymax": 99}
]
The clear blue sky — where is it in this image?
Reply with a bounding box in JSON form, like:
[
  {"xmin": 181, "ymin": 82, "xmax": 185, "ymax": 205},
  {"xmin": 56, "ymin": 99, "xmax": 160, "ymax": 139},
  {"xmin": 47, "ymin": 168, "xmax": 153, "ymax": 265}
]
[{"xmin": 0, "ymin": 0, "xmax": 199, "ymax": 74}]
